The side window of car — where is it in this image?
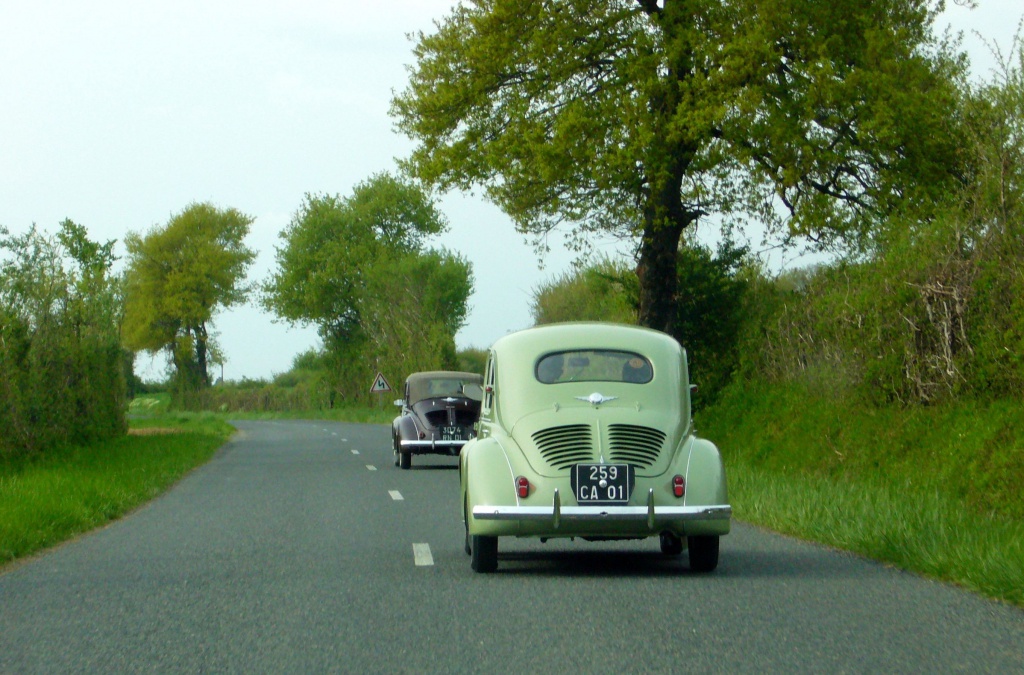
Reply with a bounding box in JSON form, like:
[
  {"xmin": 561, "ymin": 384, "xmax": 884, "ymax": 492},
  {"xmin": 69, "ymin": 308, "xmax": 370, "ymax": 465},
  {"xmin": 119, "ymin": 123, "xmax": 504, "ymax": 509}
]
[{"xmin": 483, "ymin": 355, "xmax": 496, "ymax": 412}]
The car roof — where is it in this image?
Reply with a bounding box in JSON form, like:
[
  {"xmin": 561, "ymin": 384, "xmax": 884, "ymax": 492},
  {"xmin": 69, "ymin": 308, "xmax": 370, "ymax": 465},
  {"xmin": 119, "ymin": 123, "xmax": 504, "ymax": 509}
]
[
  {"xmin": 491, "ymin": 322, "xmax": 684, "ymax": 360},
  {"xmin": 404, "ymin": 370, "xmax": 483, "ymax": 385},
  {"xmin": 405, "ymin": 371, "xmax": 484, "ymax": 404}
]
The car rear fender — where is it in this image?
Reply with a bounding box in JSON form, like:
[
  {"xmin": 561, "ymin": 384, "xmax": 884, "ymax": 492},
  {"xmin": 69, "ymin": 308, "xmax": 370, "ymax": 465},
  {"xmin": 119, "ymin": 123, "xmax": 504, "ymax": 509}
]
[
  {"xmin": 683, "ymin": 437, "xmax": 729, "ymax": 508},
  {"xmin": 463, "ymin": 437, "xmax": 517, "ymax": 535},
  {"xmin": 396, "ymin": 415, "xmax": 419, "ymax": 442}
]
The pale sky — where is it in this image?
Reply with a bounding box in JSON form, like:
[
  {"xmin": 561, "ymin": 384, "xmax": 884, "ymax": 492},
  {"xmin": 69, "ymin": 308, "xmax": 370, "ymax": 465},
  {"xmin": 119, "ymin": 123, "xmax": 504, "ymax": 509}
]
[{"xmin": 1, "ymin": 1, "xmax": 1019, "ymax": 381}]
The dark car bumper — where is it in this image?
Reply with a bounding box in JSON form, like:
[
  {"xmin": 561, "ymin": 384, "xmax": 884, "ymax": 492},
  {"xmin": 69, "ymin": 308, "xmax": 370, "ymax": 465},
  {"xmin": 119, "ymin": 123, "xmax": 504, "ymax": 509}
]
[{"xmin": 400, "ymin": 438, "xmax": 471, "ymax": 456}]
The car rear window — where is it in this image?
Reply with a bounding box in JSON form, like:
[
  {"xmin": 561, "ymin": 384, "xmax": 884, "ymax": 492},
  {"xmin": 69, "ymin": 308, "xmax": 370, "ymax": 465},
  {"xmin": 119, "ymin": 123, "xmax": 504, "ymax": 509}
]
[
  {"xmin": 535, "ymin": 350, "xmax": 653, "ymax": 384},
  {"xmin": 409, "ymin": 377, "xmax": 483, "ymax": 402}
]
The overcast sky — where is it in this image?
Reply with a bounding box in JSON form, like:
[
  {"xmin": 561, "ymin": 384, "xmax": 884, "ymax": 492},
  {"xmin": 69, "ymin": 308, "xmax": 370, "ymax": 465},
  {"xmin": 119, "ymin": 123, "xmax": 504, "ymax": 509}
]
[{"xmin": 1, "ymin": 1, "xmax": 1020, "ymax": 382}]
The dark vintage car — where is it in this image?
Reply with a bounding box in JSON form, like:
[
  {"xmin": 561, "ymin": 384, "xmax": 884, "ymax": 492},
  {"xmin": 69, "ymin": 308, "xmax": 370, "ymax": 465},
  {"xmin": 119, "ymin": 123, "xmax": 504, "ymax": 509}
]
[{"xmin": 392, "ymin": 371, "xmax": 484, "ymax": 469}]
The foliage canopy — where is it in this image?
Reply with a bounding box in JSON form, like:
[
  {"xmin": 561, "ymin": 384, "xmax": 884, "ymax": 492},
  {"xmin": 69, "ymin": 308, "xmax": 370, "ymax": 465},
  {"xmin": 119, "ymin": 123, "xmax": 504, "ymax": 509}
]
[
  {"xmin": 392, "ymin": 0, "xmax": 966, "ymax": 334},
  {"xmin": 262, "ymin": 172, "xmax": 473, "ymax": 402},
  {"xmin": 122, "ymin": 202, "xmax": 256, "ymax": 393}
]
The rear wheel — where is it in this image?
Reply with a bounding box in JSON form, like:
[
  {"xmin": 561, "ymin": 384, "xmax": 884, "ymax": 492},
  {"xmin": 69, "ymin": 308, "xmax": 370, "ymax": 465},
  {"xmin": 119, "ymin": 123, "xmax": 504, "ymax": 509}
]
[
  {"xmin": 471, "ymin": 535, "xmax": 497, "ymax": 573},
  {"xmin": 659, "ymin": 531, "xmax": 683, "ymax": 556},
  {"xmin": 687, "ymin": 535, "xmax": 720, "ymax": 572}
]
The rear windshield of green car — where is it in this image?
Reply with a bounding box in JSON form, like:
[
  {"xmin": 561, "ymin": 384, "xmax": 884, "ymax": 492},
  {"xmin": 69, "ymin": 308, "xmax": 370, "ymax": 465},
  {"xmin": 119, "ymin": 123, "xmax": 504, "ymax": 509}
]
[{"xmin": 535, "ymin": 350, "xmax": 653, "ymax": 384}]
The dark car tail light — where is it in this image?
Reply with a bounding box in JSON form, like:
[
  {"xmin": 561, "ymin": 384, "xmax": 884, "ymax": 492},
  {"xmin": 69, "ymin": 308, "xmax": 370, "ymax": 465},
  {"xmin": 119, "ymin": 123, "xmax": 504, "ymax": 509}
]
[
  {"xmin": 516, "ymin": 476, "xmax": 530, "ymax": 498},
  {"xmin": 673, "ymin": 475, "xmax": 685, "ymax": 498}
]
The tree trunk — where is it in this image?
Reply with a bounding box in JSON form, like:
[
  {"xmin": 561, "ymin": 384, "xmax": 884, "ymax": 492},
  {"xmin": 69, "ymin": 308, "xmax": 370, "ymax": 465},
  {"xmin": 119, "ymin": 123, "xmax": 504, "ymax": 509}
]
[
  {"xmin": 195, "ymin": 323, "xmax": 209, "ymax": 387},
  {"xmin": 635, "ymin": 154, "xmax": 699, "ymax": 335},
  {"xmin": 635, "ymin": 1, "xmax": 699, "ymax": 335},
  {"xmin": 636, "ymin": 222, "xmax": 683, "ymax": 333}
]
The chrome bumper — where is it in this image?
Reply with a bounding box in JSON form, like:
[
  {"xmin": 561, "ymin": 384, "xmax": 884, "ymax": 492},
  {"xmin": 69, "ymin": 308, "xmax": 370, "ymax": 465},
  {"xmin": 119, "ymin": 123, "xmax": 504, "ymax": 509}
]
[
  {"xmin": 400, "ymin": 439, "xmax": 469, "ymax": 450},
  {"xmin": 472, "ymin": 489, "xmax": 731, "ymax": 529}
]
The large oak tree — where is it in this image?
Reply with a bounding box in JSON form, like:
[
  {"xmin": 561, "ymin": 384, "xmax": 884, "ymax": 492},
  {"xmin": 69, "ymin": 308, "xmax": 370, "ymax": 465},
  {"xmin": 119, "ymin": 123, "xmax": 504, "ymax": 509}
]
[{"xmin": 391, "ymin": 0, "xmax": 966, "ymax": 333}]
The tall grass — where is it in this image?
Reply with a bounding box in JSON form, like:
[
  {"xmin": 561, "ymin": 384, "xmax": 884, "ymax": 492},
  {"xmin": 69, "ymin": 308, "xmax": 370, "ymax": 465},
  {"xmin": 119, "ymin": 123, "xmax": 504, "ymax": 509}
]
[{"xmin": 700, "ymin": 382, "xmax": 1024, "ymax": 607}]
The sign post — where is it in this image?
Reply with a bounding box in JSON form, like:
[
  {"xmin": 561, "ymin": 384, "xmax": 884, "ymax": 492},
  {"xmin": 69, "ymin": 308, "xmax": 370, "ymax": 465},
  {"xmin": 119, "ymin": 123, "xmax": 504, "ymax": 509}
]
[{"xmin": 370, "ymin": 372, "xmax": 392, "ymax": 408}]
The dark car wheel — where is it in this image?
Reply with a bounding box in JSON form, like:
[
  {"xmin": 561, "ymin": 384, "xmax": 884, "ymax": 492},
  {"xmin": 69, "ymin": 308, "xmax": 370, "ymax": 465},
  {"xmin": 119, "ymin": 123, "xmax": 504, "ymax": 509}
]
[
  {"xmin": 687, "ymin": 535, "xmax": 720, "ymax": 572},
  {"xmin": 471, "ymin": 535, "xmax": 497, "ymax": 573},
  {"xmin": 399, "ymin": 451, "xmax": 411, "ymax": 470},
  {"xmin": 659, "ymin": 531, "xmax": 683, "ymax": 556}
]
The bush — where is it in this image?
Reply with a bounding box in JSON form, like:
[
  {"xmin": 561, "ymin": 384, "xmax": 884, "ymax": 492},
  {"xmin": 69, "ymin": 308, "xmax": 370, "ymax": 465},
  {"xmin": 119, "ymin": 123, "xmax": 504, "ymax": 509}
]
[{"xmin": 0, "ymin": 222, "xmax": 125, "ymax": 457}]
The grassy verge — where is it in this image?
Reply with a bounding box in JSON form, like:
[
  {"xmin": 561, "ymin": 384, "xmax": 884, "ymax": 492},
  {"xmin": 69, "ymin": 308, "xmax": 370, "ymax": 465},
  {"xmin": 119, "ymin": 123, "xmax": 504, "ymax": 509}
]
[
  {"xmin": 698, "ymin": 382, "xmax": 1024, "ymax": 608},
  {"xmin": 0, "ymin": 411, "xmax": 234, "ymax": 570},
  {"xmin": 128, "ymin": 391, "xmax": 395, "ymax": 425}
]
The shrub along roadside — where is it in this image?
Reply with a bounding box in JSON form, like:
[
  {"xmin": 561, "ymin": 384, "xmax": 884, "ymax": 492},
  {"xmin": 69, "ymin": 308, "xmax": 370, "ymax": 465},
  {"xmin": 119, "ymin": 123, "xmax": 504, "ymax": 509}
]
[
  {"xmin": 0, "ymin": 413, "xmax": 234, "ymax": 569},
  {"xmin": 697, "ymin": 382, "xmax": 1024, "ymax": 607}
]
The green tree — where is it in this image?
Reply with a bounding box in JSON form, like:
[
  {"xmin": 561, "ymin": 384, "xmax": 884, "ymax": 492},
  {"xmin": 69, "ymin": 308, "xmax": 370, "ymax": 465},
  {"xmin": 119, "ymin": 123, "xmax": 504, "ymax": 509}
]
[
  {"xmin": 122, "ymin": 202, "xmax": 256, "ymax": 394},
  {"xmin": 263, "ymin": 173, "xmax": 448, "ymax": 347},
  {"xmin": 263, "ymin": 172, "xmax": 473, "ymax": 402},
  {"xmin": 360, "ymin": 248, "xmax": 474, "ymax": 379},
  {"xmin": 391, "ymin": 0, "xmax": 966, "ymax": 335}
]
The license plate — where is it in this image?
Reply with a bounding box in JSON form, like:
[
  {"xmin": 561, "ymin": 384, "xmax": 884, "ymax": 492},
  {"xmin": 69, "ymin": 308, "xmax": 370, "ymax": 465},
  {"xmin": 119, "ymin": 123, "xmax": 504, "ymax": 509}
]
[
  {"xmin": 441, "ymin": 426, "xmax": 464, "ymax": 441},
  {"xmin": 572, "ymin": 463, "xmax": 634, "ymax": 505}
]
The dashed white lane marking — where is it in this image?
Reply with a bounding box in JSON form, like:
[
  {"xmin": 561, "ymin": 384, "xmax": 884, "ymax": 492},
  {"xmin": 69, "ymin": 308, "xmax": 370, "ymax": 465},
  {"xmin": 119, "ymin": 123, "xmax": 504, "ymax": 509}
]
[
  {"xmin": 413, "ymin": 543, "xmax": 434, "ymax": 566},
  {"xmin": 351, "ymin": 449, "xmax": 360, "ymax": 455},
  {"xmin": 341, "ymin": 438, "xmax": 348, "ymax": 442},
  {"xmin": 331, "ymin": 432, "xmax": 338, "ymax": 436},
  {"xmin": 389, "ymin": 490, "xmax": 404, "ymax": 501},
  {"xmin": 366, "ymin": 465, "xmax": 377, "ymax": 471}
]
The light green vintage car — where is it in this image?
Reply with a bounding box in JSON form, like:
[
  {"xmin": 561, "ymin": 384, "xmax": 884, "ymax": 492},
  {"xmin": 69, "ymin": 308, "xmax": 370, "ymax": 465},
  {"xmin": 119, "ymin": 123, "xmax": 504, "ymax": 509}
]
[{"xmin": 460, "ymin": 322, "xmax": 731, "ymax": 573}]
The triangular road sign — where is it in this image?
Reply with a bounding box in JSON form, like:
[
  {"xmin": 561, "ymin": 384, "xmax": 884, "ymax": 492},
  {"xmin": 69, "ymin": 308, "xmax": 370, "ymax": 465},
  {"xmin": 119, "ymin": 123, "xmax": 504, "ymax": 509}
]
[{"xmin": 370, "ymin": 372, "xmax": 392, "ymax": 393}]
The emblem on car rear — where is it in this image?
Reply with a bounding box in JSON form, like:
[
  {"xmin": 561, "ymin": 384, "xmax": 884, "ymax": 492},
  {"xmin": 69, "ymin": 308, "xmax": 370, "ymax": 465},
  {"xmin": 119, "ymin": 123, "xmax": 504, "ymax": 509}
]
[{"xmin": 577, "ymin": 392, "xmax": 617, "ymax": 406}]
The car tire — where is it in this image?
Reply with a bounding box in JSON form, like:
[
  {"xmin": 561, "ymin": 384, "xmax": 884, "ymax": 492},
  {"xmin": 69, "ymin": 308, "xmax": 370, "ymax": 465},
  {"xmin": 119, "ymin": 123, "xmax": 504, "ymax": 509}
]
[
  {"xmin": 687, "ymin": 535, "xmax": 719, "ymax": 572},
  {"xmin": 659, "ymin": 531, "xmax": 683, "ymax": 556},
  {"xmin": 471, "ymin": 535, "xmax": 497, "ymax": 573},
  {"xmin": 399, "ymin": 451, "xmax": 411, "ymax": 470}
]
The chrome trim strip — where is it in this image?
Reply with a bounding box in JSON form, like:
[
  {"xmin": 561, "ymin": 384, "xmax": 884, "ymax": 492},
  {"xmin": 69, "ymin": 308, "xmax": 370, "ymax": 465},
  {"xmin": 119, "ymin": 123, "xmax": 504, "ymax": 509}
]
[{"xmin": 472, "ymin": 504, "xmax": 731, "ymax": 521}]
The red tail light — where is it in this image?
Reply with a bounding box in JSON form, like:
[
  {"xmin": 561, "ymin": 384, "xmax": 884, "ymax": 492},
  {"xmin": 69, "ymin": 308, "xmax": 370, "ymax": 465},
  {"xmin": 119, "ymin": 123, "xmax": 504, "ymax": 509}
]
[
  {"xmin": 516, "ymin": 476, "xmax": 530, "ymax": 498},
  {"xmin": 673, "ymin": 475, "xmax": 685, "ymax": 498}
]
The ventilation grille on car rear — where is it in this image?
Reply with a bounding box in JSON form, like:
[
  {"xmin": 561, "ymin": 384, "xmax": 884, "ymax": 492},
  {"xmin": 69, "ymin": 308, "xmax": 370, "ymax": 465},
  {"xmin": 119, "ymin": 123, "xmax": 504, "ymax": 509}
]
[
  {"xmin": 424, "ymin": 410, "xmax": 449, "ymax": 427},
  {"xmin": 424, "ymin": 406, "xmax": 477, "ymax": 428},
  {"xmin": 532, "ymin": 424, "xmax": 595, "ymax": 470},
  {"xmin": 606, "ymin": 424, "xmax": 666, "ymax": 468},
  {"xmin": 454, "ymin": 409, "xmax": 477, "ymax": 426}
]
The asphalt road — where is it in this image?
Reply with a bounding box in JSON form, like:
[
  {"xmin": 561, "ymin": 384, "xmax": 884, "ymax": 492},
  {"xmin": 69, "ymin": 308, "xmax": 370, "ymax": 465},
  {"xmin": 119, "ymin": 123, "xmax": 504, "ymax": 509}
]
[{"xmin": 2, "ymin": 420, "xmax": 1022, "ymax": 673}]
